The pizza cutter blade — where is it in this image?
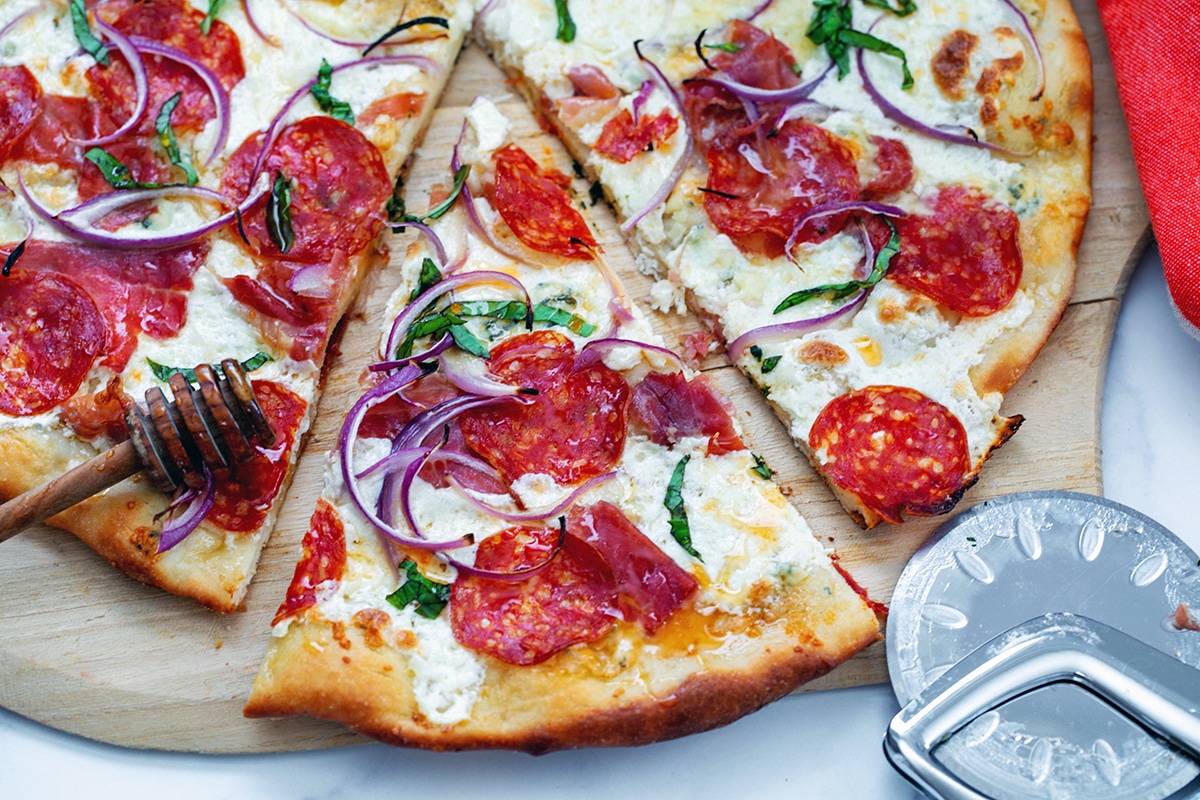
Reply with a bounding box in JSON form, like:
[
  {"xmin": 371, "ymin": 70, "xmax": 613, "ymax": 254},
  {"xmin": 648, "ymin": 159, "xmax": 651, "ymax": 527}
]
[{"xmin": 884, "ymin": 491, "xmax": 1200, "ymax": 799}]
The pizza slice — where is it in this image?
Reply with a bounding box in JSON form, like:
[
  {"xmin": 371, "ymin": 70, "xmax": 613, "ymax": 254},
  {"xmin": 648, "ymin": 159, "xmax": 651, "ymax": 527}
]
[
  {"xmin": 0, "ymin": 0, "xmax": 471, "ymax": 609},
  {"xmin": 243, "ymin": 98, "xmax": 880, "ymax": 750},
  {"xmin": 475, "ymin": 0, "xmax": 1092, "ymax": 527}
]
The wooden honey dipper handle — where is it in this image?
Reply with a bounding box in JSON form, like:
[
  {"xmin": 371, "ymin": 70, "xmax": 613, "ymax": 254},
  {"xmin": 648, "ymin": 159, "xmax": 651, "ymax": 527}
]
[
  {"xmin": 0, "ymin": 359, "xmax": 275, "ymax": 543},
  {"xmin": 0, "ymin": 441, "xmax": 142, "ymax": 544}
]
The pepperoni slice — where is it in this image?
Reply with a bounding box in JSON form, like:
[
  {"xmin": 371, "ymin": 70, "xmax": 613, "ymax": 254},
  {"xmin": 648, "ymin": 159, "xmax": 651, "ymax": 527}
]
[
  {"xmin": 630, "ymin": 370, "xmax": 745, "ymax": 456},
  {"xmin": 594, "ymin": 108, "xmax": 679, "ymax": 164},
  {"xmin": 272, "ymin": 498, "xmax": 346, "ymax": 625},
  {"xmin": 208, "ymin": 380, "xmax": 308, "ymax": 533},
  {"xmin": 449, "ymin": 525, "xmax": 617, "ymax": 665},
  {"xmin": 862, "ymin": 136, "xmax": 914, "ymax": 199},
  {"xmin": 459, "ymin": 331, "xmax": 630, "ymax": 486},
  {"xmin": 0, "ymin": 66, "xmax": 43, "ymax": 163},
  {"xmin": 220, "ymin": 116, "xmax": 391, "ymax": 263},
  {"xmin": 0, "ymin": 270, "xmax": 106, "ymax": 416},
  {"xmin": 808, "ymin": 386, "xmax": 971, "ymax": 525},
  {"xmin": 487, "ymin": 144, "xmax": 597, "ymax": 261},
  {"xmin": 703, "ymin": 119, "xmax": 860, "ymax": 257},
  {"xmin": 569, "ymin": 501, "xmax": 697, "ymax": 634},
  {"xmin": 888, "ymin": 186, "xmax": 1022, "ymax": 316},
  {"xmin": 8, "ymin": 94, "xmax": 88, "ymax": 171}
]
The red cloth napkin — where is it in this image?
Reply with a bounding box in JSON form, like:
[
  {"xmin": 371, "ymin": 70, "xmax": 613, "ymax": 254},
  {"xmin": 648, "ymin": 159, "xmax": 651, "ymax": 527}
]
[{"xmin": 1097, "ymin": 0, "xmax": 1200, "ymax": 337}]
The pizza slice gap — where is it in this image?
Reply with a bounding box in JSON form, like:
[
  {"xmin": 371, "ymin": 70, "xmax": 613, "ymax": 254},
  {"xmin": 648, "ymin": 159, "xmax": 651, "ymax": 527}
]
[
  {"xmin": 0, "ymin": 0, "xmax": 472, "ymax": 610},
  {"xmin": 244, "ymin": 97, "xmax": 881, "ymax": 751},
  {"xmin": 474, "ymin": 0, "xmax": 1092, "ymax": 528}
]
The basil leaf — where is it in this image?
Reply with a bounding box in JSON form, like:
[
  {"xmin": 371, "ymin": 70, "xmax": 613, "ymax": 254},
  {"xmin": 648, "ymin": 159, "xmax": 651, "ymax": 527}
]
[
  {"xmin": 386, "ymin": 559, "xmax": 450, "ymax": 619},
  {"xmin": 554, "ymin": 0, "xmax": 576, "ymax": 43},
  {"xmin": 748, "ymin": 344, "xmax": 781, "ymax": 374},
  {"xmin": 310, "ymin": 59, "xmax": 355, "ymax": 124},
  {"xmin": 840, "ymin": 29, "xmax": 913, "ymax": 90},
  {"xmin": 147, "ymin": 351, "xmax": 274, "ymax": 384},
  {"xmin": 385, "ymin": 173, "xmax": 407, "ymax": 224},
  {"xmin": 398, "ymin": 298, "xmax": 593, "ymax": 358},
  {"xmin": 393, "ymin": 165, "xmax": 470, "ymax": 231},
  {"xmin": 751, "ymin": 454, "xmax": 774, "ymax": 480},
  {"xmin": 773, "ymin": 217, "xmax": 899, "ymax": 313},
  {"xmin": 84, "ymin": 147, "xmax": 170, "ymax": 190},
  {"xmin": 71, "ymin": 0, "xmax": 110, "ymax": 66},
  {"xmin": 200, "ymin": 0, "xmax": 226, "ymax": 34},
  {"xmin": 862, "ymin": 0, "xmax": 917, "ymax": 15},
  {"xmin": 155, "ymin": 93, "xmax": 199, "ymax": 187},
  {"xmin": 409, "ymin": 258, "xmax": 444, "ymax": 302},
  {"xmin": 664, "ymin": 454, "xmax": 702, "ymax": 561},
  {"xmin": 532, "ymin": 303, "xmax": 596, "ymax": 336},
  {"xmin": 267, "ymin": 171, "xmax": 295, "ymax": 254},
  {"xmin": 448, "ymin": 323, "xmax": 491, "ymax": 358},
  {"xmin": 806, "ymin": 0, "xmax": 913, "ymax": 89},
  {"xmin": 2, "ymin": 240, "xmax": 27, "ymax": 278},
  {"xmin": 705, "ymin": 42, "xmax": 742, "ymax": 53},
  {"xmin": 362, "ymin": 16, "xmax": 449, "ymax": 57}
]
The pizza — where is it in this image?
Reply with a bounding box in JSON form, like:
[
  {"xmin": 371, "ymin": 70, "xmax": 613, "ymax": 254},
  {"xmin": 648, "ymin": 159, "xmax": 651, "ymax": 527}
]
[
  {"xmin": 0, "ymin": 0, "xmax": 471, "ymax": 610},
  {"xmin": 474, "ymin": 0, "xmax": 1092, "ymax": 527},
  {"xmin": 243, "ymin": 97, "xmax": 882, "ymax": 750}
]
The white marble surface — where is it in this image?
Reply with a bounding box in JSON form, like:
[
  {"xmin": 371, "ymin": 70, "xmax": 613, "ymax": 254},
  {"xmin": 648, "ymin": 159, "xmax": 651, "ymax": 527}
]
[{"xmin": 1, "ymin": 243, "xmax": 1193, "ymax": 799}]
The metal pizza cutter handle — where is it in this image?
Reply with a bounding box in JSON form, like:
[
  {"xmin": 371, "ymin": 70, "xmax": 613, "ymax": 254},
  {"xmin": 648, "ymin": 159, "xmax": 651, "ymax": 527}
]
[
  {"xmin": 884, "ymin": 613, "xmax": 1200, "ymax": 800},
  {"xmin": 0, "ymin": 359, "xmax": 276, "ymax": 544}
]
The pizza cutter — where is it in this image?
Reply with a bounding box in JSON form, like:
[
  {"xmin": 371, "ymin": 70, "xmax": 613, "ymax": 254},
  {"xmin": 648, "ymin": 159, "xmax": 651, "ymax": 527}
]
[
  {"xmin": 0, "ymin": 359, "xmax": 276, "ymax": 543},
  {"xmin": 884, "ymin": 491, "xmax": 1200, "ymax": 799}
]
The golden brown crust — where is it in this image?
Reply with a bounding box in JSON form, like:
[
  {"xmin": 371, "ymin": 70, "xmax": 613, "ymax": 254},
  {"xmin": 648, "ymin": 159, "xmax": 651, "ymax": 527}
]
[{"xmin": 245, "ymin": 566, "xmax": 880, "ymax": 752}]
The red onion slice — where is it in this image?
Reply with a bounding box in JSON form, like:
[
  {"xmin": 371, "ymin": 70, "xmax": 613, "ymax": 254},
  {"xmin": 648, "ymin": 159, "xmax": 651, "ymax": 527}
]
[
  {"xmin": 370, "ymin": 333, "xmax": 455, "ymax": 372},
  {"xmin": 631, "ymin": 80, "xmax": 654, "ymax": 124},
  {"xmin": 997, "ymin": 0, "xmax": 1045, "ymax": 101},
  {"xmin": 287, "ymin": 261, "xmax": 335, "ymax": 297},
  {"xmin": 158, "ymin": 467, "xmax": 215, "ymax": 552},
  {"xmin": 438, "ymin": 348, "xmax": 533, "ymax": 397},
  {"xmin": 75, "ymin": 20, "xmax": 149, "ymax": 147},
  {"xmin": 574, "ymin": 337, "xmax": 685, "ymax": 375},
  {"xmin": 128, "ymin": 37, "xmax": 231, "ymax": 165},
  {"xmin": 240, "ymin": 0, "xmax": 279, "ymax": 47},
  {"xmin": 472, "ymin": 0, "xmax": 499, "ymax": 42},
  {"xmin": 685, "ymin": 64, "xmax": 831, "ymax": 106},
  {"xmin": 392, "ymin": 393, "xmax": 522, "ymax": 452},
  {"xmin": 745, "ymin": 0, "xmax": 774, "ymax": 20},
  {"xmin": 726, "ymin": 289, "xmax": 870, "ymax": 363},
  {"xmin": 621, "ymin": 42, "xmax": 693, "ymax": 233},
  {"xmin": 448, "ymin": 470, "xmax": 618, "ymax": 523},
  {"xmin": 393, "ymin": 218, "xmax": 448, "ymax": 266},
  {"xmin": 441, "ymin": 519, "xmax": 567, "ymax": 582},
  {"xmin": 784, "ymin": 199, "xmax": 906, "ymax": 257},
  {"xmin": 0, "ymin": 4, "xmax": 41, "ymax": 41},
  {"xmin": 18, "ymin": 173, "xmax": 268, "ymax": 249}
]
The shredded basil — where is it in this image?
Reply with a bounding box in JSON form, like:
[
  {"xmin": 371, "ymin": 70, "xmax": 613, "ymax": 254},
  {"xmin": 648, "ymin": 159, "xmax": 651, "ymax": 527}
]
[
  {"xmin": 806, "ymin": 0, "xmax": 913, "ymax": 90},
  {"xmin": 267, "ymin": 170, "xmax": 295, "ymax": 254},
  {"xmin": 2, "ymin": 240, "xmax": 26, "ymax": 278},
  {"xmin": 749, "ymin": 345, "xmax": 781, "ymax": 374},
  {"xmin": 751, "ymin": 454, "xmax": 774, "ymax": 480},
  {"xmin": 386, "ymin": 559, "xmax": 450, "ymax": 619},
  {"xmin": 363, "ymin": 16, "xmax": 449, "ymax": 57},
  {"xmin": 155, "ymin": 93, "xmax": 199, "ymax": 187},
  {"xmin": 409, "ymin": 258, "xmax": 443, "ymax": 302},
  {"xmin": 147, "ymin": 351, "xmax": 273, "ymax": 384},
  {"xmin": 554, "ymin": 0, "xmax": 576, "ymax": 43},
  {"xmin": 310, "ymin": 59, "xmax": 355, "ymax": 125},
  {"xmin": 84, "ymin": 147, "xmax": 169, "ymax": 190},
  {"xmin": 664, "ymin": 454, "xmax": 701, "ymax": 561},
  {"xmin": 385, "ymin": 173, "xmax": 407, "ymax": 224},
  {"xmin": 200, "ymin": 0, "xmax": 226, "ymax": 34},
  {"xmin": 71, "ymin": 0, "xmax": 109, "ymax": 66},
  {"xmin": 773, "ymin": 216, "xmax": 899, "ymax": 313},
  {"xmin": 397, "ymin": 299, "xmax": 594, "ymax": 358},
  {"xmin": 393, "ymin": 165, "xmax": 469, "ymax": 232}
]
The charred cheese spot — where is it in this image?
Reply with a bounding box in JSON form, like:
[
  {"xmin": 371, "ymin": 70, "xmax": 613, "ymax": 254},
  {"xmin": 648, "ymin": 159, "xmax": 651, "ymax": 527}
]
[
  {"xmin": 878, "ymin": 297, "xmax": 907, "ymax": 324},
  {"xmin": 353, "ymin": 608, "xmax": 391, "ymax": 649},
  {"xmin": 932, "ymin": 30, "xmax": 979, "ymax": 101},
  {"xmin": 797, "ymin": 340, "xmax": 848, "ymax": 366}
]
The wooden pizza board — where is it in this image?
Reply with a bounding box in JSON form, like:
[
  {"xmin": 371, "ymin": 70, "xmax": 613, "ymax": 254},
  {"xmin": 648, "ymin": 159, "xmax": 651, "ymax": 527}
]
[{"xmin": 0, "ymin": 1, "xmax": 1150, "ymax": 752}]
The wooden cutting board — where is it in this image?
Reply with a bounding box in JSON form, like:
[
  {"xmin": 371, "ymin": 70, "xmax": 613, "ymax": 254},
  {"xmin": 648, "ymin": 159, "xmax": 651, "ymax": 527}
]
[{"xmin": 0, "ymin": 2, "xmax": 1150, "ymax": 753}]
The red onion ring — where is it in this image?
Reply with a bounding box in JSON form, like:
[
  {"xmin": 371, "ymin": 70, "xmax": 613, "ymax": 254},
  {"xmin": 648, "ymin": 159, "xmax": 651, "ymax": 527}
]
[
  {"xmin": 621, "ymin": 42, "xmax": 693, "ymax": 233},
  {"xmin": 784, "ymin": 199, "xmax": 906, "ymax": 256},
  {"xmin": 438, "ymin": 348, "xmax": 534, "ymax": 397},
  {"xmin": 685, "ymin": 63, "xmax": 831, "ymax": 106},
  {"xmin": 392, "ymin": 393, "xmax": 522, "ymax": 452},
  {"xmin": 0, "ymin": 4, "xmax": 41, "ymax": 41},
  {"xmin": 472, "ymin": 0, "xmax": 499, "ymax": 42},
  {"xmin": 745, "ymin": 0, "xmax": 774, "ymax": 20},
  {"xmin": 370, "ymin": 333, "xmax": 455, "ymax": 372},
  {"xmin": 997, "ymin": 0, "xmax": 1045, "ymax": 101},
  {"xmin": 440, "ymin": 518, "xmax": 567, "ymax": 582},
  {"xmin": 128, "ymin": 37, "xmax": 231, "ymax": 165},
  {"xmin": 392, "ymin": 218, "xmax": 448, "ymax": 266},
  {"xmin": 252, "ymin": 54, "xmax": 442, "ymax": 181},
  {"xmin": 75, "ymin": 20, "xmax": 148, "ymax": 147},
  {"xmin": 240, "ymin": 0, "xmax": 279, "ymax": 47},
  {"xmin": 18, "ymin": 173, "xmax": 269, "ymax": 249},
  {"xmin": 382, "ymin": 268, "xmax": 531, "ymax": 360},
  {"xmin": 158, "ymin": 467, "xmax": 215, "ymax": 552},
  {"xmin": 287, "ymin": 261, "xmax": 335, "ymax": 297},
  {"xmin": 573, "ymin": 337, "xmax": 685, "ymax": 375},
  {"xmin": 726, "ymin": 289, "xmax": 870, "ymax": 363},
  {"xmin": 631, "ymin": 80, "xmax": 654, "ymax": 124},
  {"xmin": 856, "ymin": 21, "xmax": 1029, "ymax": 157},
  {"xmin": 771, "ymin": 98, "xmax": 830, "ymax": 131},
  {"xmin": 447, "ymin": 470, "xmax": 618, "ymax": 523}
]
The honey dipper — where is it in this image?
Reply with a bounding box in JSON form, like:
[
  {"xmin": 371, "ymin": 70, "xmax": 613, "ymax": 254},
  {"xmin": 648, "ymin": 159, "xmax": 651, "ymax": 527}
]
[{"xmin": 0, "ymin": 359, "xmax": 276, "ymax": 543}]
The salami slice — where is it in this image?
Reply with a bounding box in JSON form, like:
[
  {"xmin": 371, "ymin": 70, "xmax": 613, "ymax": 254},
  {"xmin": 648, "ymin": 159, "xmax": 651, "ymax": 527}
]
[
  {"xmin": 709, "ymin": 20, "xmax": 801, "ymax": 91},
  {"xmin": 220, "ymin": 116, "xmax": 391, "ymax": 263},
  {"xmin": 450, "ymin": 525, "xmax": 618, "ymax": 665},
  {"xmin": 459, "ymin": 331, "xmax": 630, "ymax": 485},
  {"xmin": 862, "ymin": 136, "xmax": 914, "ymax": 198},
  {"xmin": 208, "ymin": 380, "xmax": 308, "ymax": 533},
  {"xmin": 808, "ymin": 385, "xmax": 971, "ymax": 525},
  {"xmin": 272, "ymin": 498, "xmax": 346, "ymax": 625},
  {"xmin": 0, "ymin": 65, "xmax": 43, "ymax": 163},
  {"xmin": 888, "ymin": 185, "xmax": 1022, "ymax": 316},
  {"xmin": 569, "ymin": 501, "xmax": 697, "ymax": 633},
  {"xmin": 0, "ymin": 270, "xmax": 106, "ymax": 416},
  {"xmin": 488, "ymin": 144, "xmax": 597, "ymax": 260},
  {"xmin": 594, "ymin": 108, "xmax": 679, "ymax": 164},
  {"xmin": 630, "ymin": 370, "xmax": 745, "ymax": 456}
]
